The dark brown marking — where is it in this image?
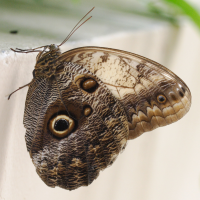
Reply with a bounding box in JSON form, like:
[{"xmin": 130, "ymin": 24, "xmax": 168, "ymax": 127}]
[
  {"xmin": 136, "ymin": 64, "xmax": 145, "ymax": 72},
  {"xmin": 100, "ymin": 53, "xmax": 109, "ymax": 63},
  {"xmin": 159, "ymin": 81, "xmax": 175, "ymax": 90},
  {"xmin": 136, "ymin": 63, "xmax": 154, "ymax": 79}
]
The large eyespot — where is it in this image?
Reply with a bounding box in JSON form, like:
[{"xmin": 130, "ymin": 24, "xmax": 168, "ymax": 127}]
[
  {"xmin": 81, "ymin": 78, "xmax": 98, "ymax": 92},
  {"xmin": 49, "ymin": 115, "xmax": 75, "ymax": 138},
  {"xmin": 157, "ymin": 94, "xmax": 167, "ymax": 103}
]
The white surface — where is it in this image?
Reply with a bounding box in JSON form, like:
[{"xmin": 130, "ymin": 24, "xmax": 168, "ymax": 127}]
[{"xmin": 0, "ymin": 8, "xmax": 200, "ymax": 200}]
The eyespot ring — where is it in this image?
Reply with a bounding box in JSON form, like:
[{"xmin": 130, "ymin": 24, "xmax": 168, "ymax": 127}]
[
  {"xmin": 49, "ymin": 115, "xmax": 75, "ymax": 138},
  {"xmin": 157, "ymin": 94, "xmax": 167, "ymax": 103}
]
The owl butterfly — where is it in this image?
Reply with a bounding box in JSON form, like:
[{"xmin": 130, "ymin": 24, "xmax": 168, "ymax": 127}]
[{"xmin": 9, "ymin": 8, "xmax": 191, "ymax": 190}]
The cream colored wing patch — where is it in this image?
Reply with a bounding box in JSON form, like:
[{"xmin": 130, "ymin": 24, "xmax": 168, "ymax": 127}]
[{"xmin": 59, "ymin": 47, "xmax": 191, "ymax": 139}]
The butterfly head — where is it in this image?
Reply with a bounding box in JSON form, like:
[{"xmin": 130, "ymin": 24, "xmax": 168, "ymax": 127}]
[
  {"xmin": 49, "ymin": 44, "xmax": 59, "ymax": 50},
  {"xmin": 35, "ymin": 44, "xmax": 61, "ymax": 61}
]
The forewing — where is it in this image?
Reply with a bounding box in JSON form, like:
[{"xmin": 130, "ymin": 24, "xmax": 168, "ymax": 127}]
[{"xmin": 59, "ymin": 47, "xmax": 191, "ymax": 139}]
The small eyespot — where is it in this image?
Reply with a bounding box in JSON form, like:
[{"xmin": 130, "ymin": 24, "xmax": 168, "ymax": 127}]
[
  {"xmin": 181, "ymin": 87, "xmax": 185, "ymax": 93},
  {"xmin": 49, "ymin": 115, "xmax": 75, "ymax": 138},
  {"xmin": 157, "ymin": 94, "xmax": 166, "ymax": 103},
  {"xmin": 84, "ymin": 106, "xmax": 93, "ymax": 117},
  {"xmin": 169, "ymin": 93, "xmax": 177, "ymax": 101},
  {"xmin": 179, "ymin": 91, "xmax": 184, "ymax": 97},
  {"xmin": 81, "ymin": 78, "xmax": 98, "ymax": 92}
]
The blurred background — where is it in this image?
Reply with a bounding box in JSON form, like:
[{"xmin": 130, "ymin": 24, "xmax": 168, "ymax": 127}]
[{"xmin": 0, "ymin": 0, "xmax": 200, "ymax": 200}]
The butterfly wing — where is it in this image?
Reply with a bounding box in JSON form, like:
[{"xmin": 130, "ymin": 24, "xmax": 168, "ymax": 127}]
[
  {"xmin": 24, "ymin": 46, "xmax": 191, "ymax": 190},
  {"xmin": 24, "ymin": 61, "xmax": 128, "ymax": 190},
  {"xmin": 59, "ymin": 47, "xmax": 191, "ymax": 139}
]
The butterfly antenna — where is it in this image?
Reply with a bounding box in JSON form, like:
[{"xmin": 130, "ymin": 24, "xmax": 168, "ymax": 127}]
[
  {"xmin": 60, "ymin": 16, "xmax": 92, "ymax": 46},
  {"xmin": 7, "ymin": 82, "xmax": 31, "ymax": 100},
  {"xmin": 58, "ymin": 7, "xmax": 94, "ymax": 47}
]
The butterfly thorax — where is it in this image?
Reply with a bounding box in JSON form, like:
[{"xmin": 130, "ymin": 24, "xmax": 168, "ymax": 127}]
[{"xmin": 34, "ymin": 44, "xmax": 61, "ymax": 78}]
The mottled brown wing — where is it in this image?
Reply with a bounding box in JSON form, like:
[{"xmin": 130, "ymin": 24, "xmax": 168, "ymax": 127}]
[
  {"xmin": 59, "ymin": 47, "xmax": 191, "ymax": 139},
  {"xmin": 24, "ymin": 61, "xmax": 128, "ymax": 190}
]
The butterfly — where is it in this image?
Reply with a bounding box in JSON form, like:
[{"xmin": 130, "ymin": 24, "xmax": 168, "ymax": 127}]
[{"xmin": 8, "ymin": 7, "xmax": 191, "ymax": 190}]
